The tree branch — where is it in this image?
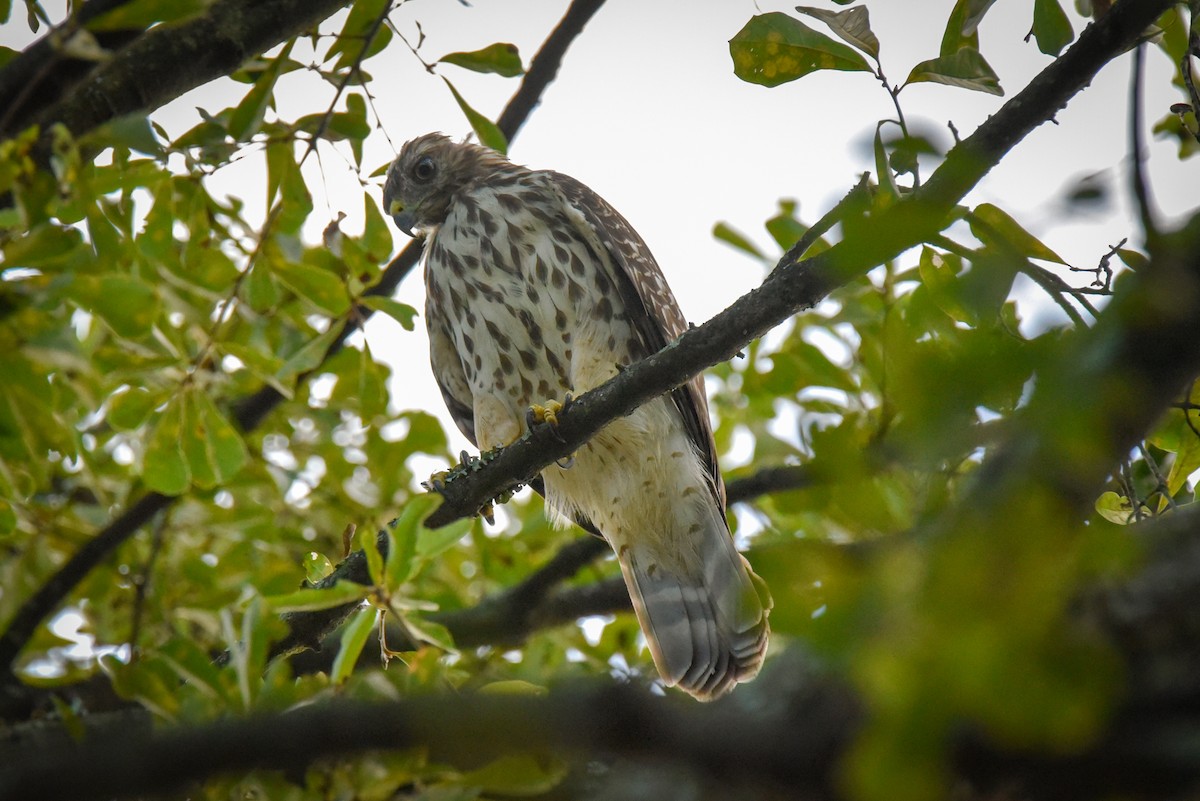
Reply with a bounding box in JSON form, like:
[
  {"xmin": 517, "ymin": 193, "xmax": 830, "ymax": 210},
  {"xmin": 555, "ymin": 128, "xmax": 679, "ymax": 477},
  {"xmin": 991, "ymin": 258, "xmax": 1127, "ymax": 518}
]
[
  {"xmin": 0, "ymin": 0, "xmax": 608, "ymax": 680},
  {"xmin": 0, "ymin": 0, "xmax": 140, "ymax": 139},
  {"xmin": 8, "ymin": 609, "xmax": 1200, "ymax": 801}
]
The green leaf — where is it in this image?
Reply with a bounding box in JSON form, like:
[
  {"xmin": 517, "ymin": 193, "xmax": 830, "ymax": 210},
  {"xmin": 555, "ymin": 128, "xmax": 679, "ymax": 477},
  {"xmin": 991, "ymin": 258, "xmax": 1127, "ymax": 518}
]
[
  {"xmin": 956, "ymin": 0, "xmax": 999, "ymax": 42},
  {"xmin": 361, "ymin": 296, "xmax": 418, "ymax": 331},
  {"xmin": 940, "ymin": 0, "xmax": 984, "ymax": 54},
  {"xmin": 0, "ymin": 499, "xmax": 16, "ymax": 535},
  {"xmin": 387, "ymin": 494, "xmax": 441, "ymax": 585},
  {"xmin": 328, "ymin": 0, "xmax": 390, "ymax": 70},
  {"xmin": 713, "ymin": 222, "xmax": 766, "ymax": 261},
  {"xmin": 1030, "ymin": 0, "xmax": 1074, "ymax": 57},
  {"xmin": 189, "ymin": 391, "xmax": 249, "ymax": 486},
  {"xmin": 108, "ymin": 386, "xmax": 159, "ymax": 431},
  {"xmin": 332, "ymin": 606, "xmax": 377, "ymax": 684},
  {"xmin": 276, "ymin": 324, "xmax": 342, "ymax": 387},
  {"xmin": 416, "ymin": 517, "xmax": 472, "ymax": 562},
  {"xmin": 273, "ymin": 260, "xmax": 350, "ymax": 316},
  {"xmin": 361, "ymin": 193, "xmax": 394, "ymax": 260},
  {"xmin": 729, "ymin": 12, "xmax": 871, "ymax": 88},
  {"xmin": 873, "ymin": 121, "xmax": 900, "ymax": 205},
  {"xmin": 228, "ymin": 43, "xmax": 292, "ymax": 141},
  {"xmin": 355, "ymin": 525, "xmax": 385, "ymax": 588},
  {"xmin": 265, "ymin": 580, "xmax": 370, "ymax": 612},
  {"xmin": 794, "ymin": 5, "xmax": 880, "ymax": 59},
  {"xmin": 85, "ymin": 0, "xmax": 206, "ymax": 31},
  {"xmin": 179, "ymin": 391, "xmax": 217, "ymax": 489},
  {"xmin": 266, "ymin": 141, "xmax": 313, "ymax": 233},
  {"xmin": 83, "ymin": 114, "xmax": 163, "ymax": 156},
  {"xmin": 1094, "ymin": 491, "xmax": 1145, "ymax": 525},
  {"xmin": 480, "ymin": 680, "xmax": 548, "ymax": 696},
  {"xmin": 72, "ymin": 274, "xmax": 160, "ymax": 338},
  {"xmin": 4, "ymin": 224, "xmax": 83, "ymax": 269},
  {"xmin": 766, "ymin": 199, "xmax": 825, "ymax": 254},
  {"xmin": 354, "ymin": 342, "xmax": 390, "ymax": 421},
  {"xmin": 402, "ymin": 615, "xmax": 456, "ymax": 651},
  {"xmin": 904, "ymin": 47, "xmax": 1002, "ymax": 96},
  {"xmin": 442, "ymin": 78, "xmax": 508, "ymax": 154},
  {"xmin": 244, "ymin": 263, "xmax": 281, "ymax": 312},
  {"xmin": 438, "ymin": 43, "xmax": 524, "ymax": 77},
  {"xmin": 918, "ymin": 246, "xmax": 974, "ymax": 325},
  {"xmin": 1166, "ymin": 424, "xmax": 1200, "ymax": 495},
  {"xmin": 304, "ymin": 551, "xmax": 334, "ymax": 584},
  {"xmin": 143, "ymin": 397, "xmax": 188, "ymax": 495},
  {"xmin": 455, "ymin": 753, "xmax": 567, "ymax": 796},
  {"xmin": 969, "ymin": 203, "xmax": 1066, "ymax": 264},
  {"xmin": 1116, "ymin": 249, "xmax": 1148, "ymax": 272}
]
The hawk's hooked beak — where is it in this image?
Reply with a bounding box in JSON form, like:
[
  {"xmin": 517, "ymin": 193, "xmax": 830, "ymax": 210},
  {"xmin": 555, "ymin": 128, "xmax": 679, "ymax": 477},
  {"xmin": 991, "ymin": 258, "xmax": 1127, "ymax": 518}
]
[{"xmin": 387, "ymin": 199, "xmax": 418, "ymax": 238}]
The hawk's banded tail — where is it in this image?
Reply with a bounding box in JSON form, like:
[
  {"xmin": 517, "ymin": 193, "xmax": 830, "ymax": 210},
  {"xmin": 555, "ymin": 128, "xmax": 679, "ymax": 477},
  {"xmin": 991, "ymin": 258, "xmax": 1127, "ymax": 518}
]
[{"xmin": 615, "ymin": 509, "xmax": 771, "ymax": 701}]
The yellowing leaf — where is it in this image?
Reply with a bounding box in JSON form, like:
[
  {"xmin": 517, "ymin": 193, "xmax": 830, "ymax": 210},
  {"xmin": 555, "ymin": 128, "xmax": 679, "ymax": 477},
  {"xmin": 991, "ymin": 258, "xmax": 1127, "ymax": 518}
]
[{"xmin": 730, "ymin": 12, "xmax": 871, "ymax": 88}]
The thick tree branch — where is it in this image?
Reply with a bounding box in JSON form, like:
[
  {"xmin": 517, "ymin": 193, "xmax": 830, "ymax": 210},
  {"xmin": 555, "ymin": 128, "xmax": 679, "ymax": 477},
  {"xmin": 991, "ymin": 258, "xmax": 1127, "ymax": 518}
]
[
  {"xmin": 0, "ymin": 0, "xmax": 140, "ymax": 138},
  {"xmin": 12, "ymin": 0, "xmax": 351, "ymax": 144},
  {"xmin": 7, "ymin": 624, "xmax": 1200, "ymax": 801},
  {"xmin": 0, "ymin": 0, "xmax": 607, "ymax": 679},
  {"xmin": 420, "ymin": 0, "xmax": 1175, "ymax": 531}
]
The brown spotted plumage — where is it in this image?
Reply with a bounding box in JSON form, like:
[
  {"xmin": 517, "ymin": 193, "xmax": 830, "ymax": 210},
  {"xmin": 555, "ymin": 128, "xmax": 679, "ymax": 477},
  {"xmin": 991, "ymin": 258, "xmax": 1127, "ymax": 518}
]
[{"xmin": 383, "ymin": 133, "xmax": 771, "ymax": 700}]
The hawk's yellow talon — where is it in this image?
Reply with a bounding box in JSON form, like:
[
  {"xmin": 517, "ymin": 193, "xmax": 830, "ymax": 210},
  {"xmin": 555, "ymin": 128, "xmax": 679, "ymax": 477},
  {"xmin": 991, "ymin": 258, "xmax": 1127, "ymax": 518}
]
[
  {"xmin": 422, "ymin": 469, "xmax": 450, "ymax": 492},
  {"xmin": 527, "ymin": 399, "xmax": 564, "ymax": 428}
]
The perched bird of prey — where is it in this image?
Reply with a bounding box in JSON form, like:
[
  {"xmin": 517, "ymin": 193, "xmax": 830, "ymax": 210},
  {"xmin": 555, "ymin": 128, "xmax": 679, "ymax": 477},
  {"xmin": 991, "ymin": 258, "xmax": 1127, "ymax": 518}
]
[{"xmin": 383, "ymin": 134, "xmax": 770, "ymax": 700}]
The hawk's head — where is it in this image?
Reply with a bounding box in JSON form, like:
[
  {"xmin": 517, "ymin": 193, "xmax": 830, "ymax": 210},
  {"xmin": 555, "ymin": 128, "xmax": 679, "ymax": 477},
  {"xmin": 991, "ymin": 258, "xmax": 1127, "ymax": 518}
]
[{"xmin": 383, "ymin": 133, "xmax": 509, "ymax": 237}]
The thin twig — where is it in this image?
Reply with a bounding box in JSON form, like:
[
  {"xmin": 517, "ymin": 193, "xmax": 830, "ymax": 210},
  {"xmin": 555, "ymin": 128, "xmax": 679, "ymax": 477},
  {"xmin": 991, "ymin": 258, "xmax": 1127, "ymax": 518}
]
[{"xmin": 1129, "ymin": 44, "xmax": 1158, "ymax": 243}]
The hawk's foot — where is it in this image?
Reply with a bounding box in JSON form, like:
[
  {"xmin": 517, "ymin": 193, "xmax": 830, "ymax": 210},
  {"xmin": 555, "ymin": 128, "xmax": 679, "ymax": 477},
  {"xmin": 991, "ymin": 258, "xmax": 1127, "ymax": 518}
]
[
  {"xmin": 421, "ymin": 450, "xmax": 491, "ymax": 492},
  {"xmin": 526, "ymin": 398, "xmax": 564, "ymax": 428},
  {"xmin": 423, "ymin": 469, "xmax": 450, "ymax": 493}
]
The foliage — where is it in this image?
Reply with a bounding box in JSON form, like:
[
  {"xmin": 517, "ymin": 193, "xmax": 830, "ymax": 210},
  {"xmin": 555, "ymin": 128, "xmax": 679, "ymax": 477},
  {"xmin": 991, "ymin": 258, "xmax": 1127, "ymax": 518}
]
[{"xmin": 1, "ymin": 1, "xmax": 1199, "ymax": 800}]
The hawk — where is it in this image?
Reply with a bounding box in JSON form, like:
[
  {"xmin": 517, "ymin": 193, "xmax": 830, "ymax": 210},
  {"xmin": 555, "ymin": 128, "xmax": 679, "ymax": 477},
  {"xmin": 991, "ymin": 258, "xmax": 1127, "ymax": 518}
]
[{"xmin": 383, "ymin": 134, "xmax": 770, "ymax": 699}]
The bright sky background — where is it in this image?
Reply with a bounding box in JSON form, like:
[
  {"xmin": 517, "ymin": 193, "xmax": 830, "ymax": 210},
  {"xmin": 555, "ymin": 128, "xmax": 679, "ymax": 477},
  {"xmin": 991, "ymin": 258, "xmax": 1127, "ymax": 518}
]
[{"xmin": 4, "ymin": 0, "xmax": 1198, "ymax": 461}]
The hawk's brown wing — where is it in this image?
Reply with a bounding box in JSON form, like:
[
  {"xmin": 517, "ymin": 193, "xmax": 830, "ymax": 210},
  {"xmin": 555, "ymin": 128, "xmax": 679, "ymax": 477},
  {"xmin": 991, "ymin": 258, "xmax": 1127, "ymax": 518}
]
[
  {"xmin": 549, "ymin": 172, "xmax": 726, "ymax": 512},
  {"xmin": 425, "ymin": 279, "xmax": 478, "ymax": 448}
]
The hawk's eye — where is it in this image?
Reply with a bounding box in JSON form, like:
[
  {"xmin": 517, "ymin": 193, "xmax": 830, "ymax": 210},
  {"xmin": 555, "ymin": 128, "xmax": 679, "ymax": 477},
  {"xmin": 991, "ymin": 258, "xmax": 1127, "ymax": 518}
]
[{"xmin": 412, "ymin": 156, "xmax": 436, "ymax": 182}]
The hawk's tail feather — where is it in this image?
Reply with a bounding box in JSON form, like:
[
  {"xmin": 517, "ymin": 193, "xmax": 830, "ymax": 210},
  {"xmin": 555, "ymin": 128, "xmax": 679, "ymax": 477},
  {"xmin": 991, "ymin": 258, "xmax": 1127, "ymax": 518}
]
[{"xmin": 615, "ymin": 514, "xmax": 771, "ymax": 701}]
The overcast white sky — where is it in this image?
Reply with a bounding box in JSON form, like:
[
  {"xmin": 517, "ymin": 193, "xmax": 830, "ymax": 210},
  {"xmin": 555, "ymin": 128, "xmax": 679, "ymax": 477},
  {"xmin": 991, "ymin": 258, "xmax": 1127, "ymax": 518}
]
[{"xmin": 4, "ymin": 1, "xmax": 1198, "ymax": 460}]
